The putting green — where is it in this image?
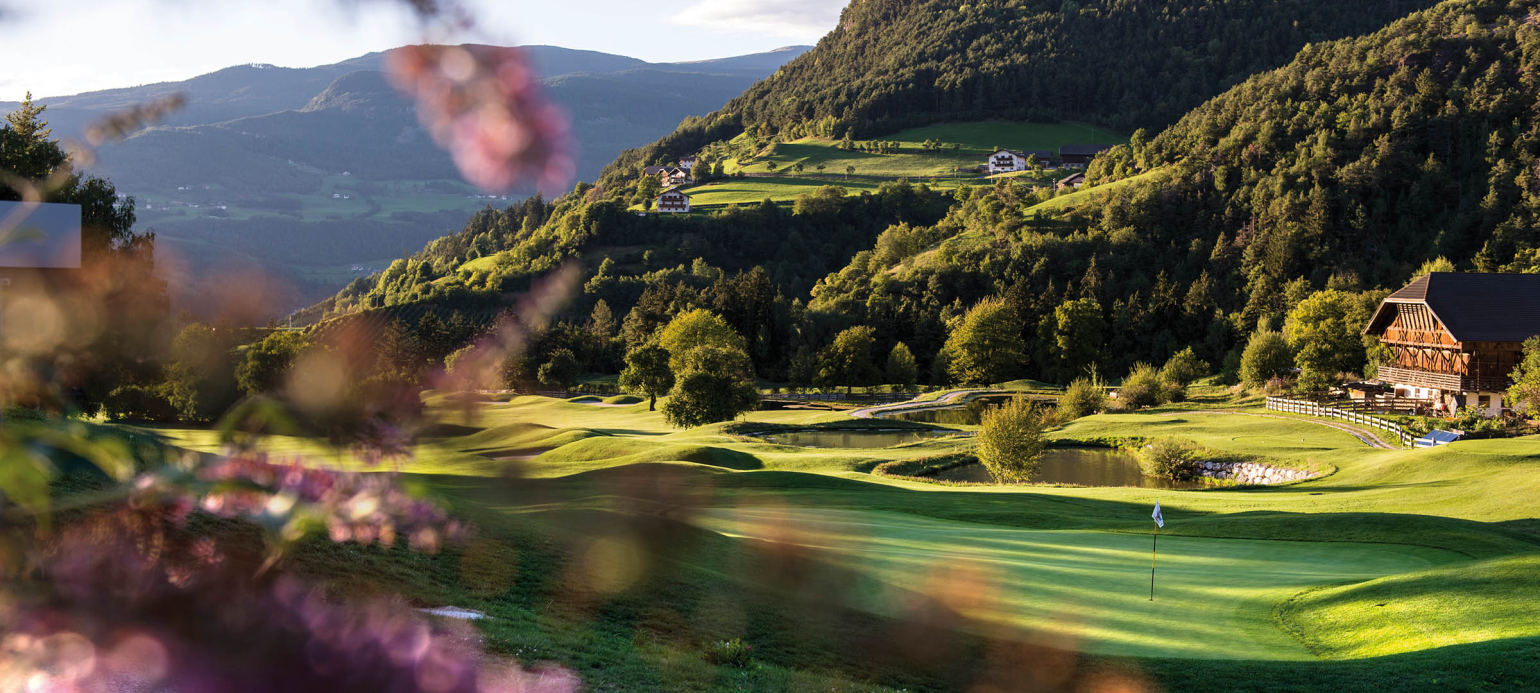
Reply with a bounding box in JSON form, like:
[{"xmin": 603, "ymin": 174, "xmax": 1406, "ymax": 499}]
[{"xmin": 693, "ymin": 507, "xmax": 1461, "ymax": 660}]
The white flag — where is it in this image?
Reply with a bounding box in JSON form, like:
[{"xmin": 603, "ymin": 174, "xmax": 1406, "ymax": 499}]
[{"xmin": 1152, "ymin": 501, "xmax": 1164, "ymax": 529}]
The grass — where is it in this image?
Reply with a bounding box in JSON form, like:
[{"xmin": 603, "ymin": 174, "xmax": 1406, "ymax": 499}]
[
  {"xmin": 129, "ymin": 393, "xmax": 1540, "ymax": 692},
  {"xmin": 1276, "ymin": 553, "xmax": 1540, "ymax": 659},
  {"xmin": 1026, "ymin": 167, "xmax": 1171, "ymax": 214},
  {"xmin": 728, "ymin": 122, "xmax": 1127, "ymax": 178},
  {"xmin": 694, "ymin": 507, "xmax": 1457, "ymax": 659}
]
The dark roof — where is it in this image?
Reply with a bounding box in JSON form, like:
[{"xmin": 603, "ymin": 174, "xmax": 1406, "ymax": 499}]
[
  {"xmin": 642, "ymin": 165, "xmax": 667, "ymax": 175},
  {"xmin": 657, "ymin": 187, "xmax": 690, "ymax": 198},
  {"xmin": 1027, "ymin": 150, "xmax": 1053, "ymax": 158},
  {"xmin": 1364, "ymin": 272, "xmax": 1540, "ymax": 342},
  {"xmin": 1057, "ymin": 172, "xmax": 1085, "ymax": 186},
  {"xmin": 1059, "ymin": 144, "xmax": 1115, "ymax": 156}
]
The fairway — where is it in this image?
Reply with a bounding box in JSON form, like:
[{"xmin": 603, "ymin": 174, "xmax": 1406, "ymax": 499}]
[
  {"xmin": 693, "ymin": 507, "xmax": 1460, "ymax": 660},
  {"xmin": 133, "ymin": 392, "xmax": 1540, "ymax": 691}
]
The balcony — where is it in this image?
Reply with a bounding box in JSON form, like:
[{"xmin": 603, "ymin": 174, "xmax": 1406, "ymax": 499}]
[{"xmin": 1377, "ymin": 366, "xmax": 1509, "ymax": 393}]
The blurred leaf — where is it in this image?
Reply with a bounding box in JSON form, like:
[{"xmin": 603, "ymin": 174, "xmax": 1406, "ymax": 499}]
[
  {"xmin": 0, "ymin": 444, "xmax": 54, "ymax": 522},
  {"xmin": 217, "ymin": 396, "xmax": 302, "ymax": 449}
]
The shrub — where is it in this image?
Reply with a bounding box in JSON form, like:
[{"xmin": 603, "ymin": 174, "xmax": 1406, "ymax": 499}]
[
  {"xmin": 1058, "ymin": 376, "xmax": 1106, "ymax": 420},
  {"xmin": 1160, "ymin": 347, "xmax": 1210, "ymax": 387},
  {"xmin": 103, "ymin": 384, "xmax": 180, "ymax": 423},
  {"xmin": 1239, "ymin": 329, "xmax": 1293, "ymax": 387},
  {"xmin": 702, "ymin": 639, "xmax": 754, "ymax": 668},
  {"xmin": 1139, "ymin": 438, "xmax": 1201, "ymax": 480},
  {"xmin": 444, "ymin": 344, "xmax": 475, "ymax": 376},
  {"xmin": 1217, "ymin": 349, "xmax": 1243, "ymax": 386},
  {"xmin": 1117, "ymin": 363, "xmax": 1167, "ymax": 409},
  {"xmin": 976, "ymin": 397, "xmax": 1047, "ymax": 482},
  {"xmin": 536, "ymin": 348, "xmax": 580, "ymax": 389}
]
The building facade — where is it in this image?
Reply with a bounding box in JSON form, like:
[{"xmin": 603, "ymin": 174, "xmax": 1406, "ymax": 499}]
[
  {"xmin": 987, "ymin": 149, "xmax": 1026, "ymax": 174},
  {"xmin": 655, "ymin": 189, "xmax": 691, "ymax": 214},
  {"xmin": 1059, "ymin": 144, "xmax": 1114, "ymax": 168},
  {"xmin": 1363, "ymin": 272, "xmax": 1540, "ymax": 416}
]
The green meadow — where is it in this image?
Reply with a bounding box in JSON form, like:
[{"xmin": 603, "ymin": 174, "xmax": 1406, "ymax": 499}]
[
  {"xmin": 726, "ymin": 122, "xmax": 1128, "ymax": 178},
  {"xmin": 133, "ymin": 392, "xmax": 1540, "ymax": 692}
]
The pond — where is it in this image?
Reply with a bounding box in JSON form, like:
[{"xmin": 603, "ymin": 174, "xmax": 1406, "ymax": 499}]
[
  {"xmin": 753, "ymin": 429, "xmax": 955, "ymax": 448},
  {"xmin": 930, "ymin": 448, "xmax": 1204, "ymax": 489}
]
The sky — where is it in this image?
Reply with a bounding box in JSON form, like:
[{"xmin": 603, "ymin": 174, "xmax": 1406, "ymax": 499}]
[{"xmin": 0, "ymin": 0, "xmax": 846, "ymax": 101}]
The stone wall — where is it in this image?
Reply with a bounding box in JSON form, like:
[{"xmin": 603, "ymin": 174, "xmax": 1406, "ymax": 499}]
[{"xmin": 1197, "ymin": 460, "xmax": 1315, "ymax": 485}]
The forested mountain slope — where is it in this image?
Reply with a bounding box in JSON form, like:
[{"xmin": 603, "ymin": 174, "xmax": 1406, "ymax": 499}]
[
  {"xmin": 597, "ymin": 0, "xmax": 1443, "ymax": 187},
  {"xmin": 809, "ymin": 0, "xmax": 1540, "ymax": 380},
  {"xmin": 308, "ymin": 0, "xmax": 1540, "ymax": 389}
]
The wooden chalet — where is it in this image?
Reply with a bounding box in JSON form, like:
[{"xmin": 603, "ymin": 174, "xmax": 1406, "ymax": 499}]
[
  {"xmin": 988, "ymin": 149, "xmax": 1054, "ymax": 174},
  {"xmin": 655, "ymin": 188, "xmax": 691, "ymax": 214},
  {"xmin": 660, "ymin": 167, "xmax": 689, "ymax": 186},
  {"xmin": 1363, "ymin": 272, "xmax": 1540, "ymax": 416},
  {"xmin": 1057, "ymin": 172, "xmax": 1086, "ymax": 189},
  {"xmin": 987, "ymin": 149, "xmax": 1026, "ymax": 174},
  {"xmin": 1059, "ymin": 144, "xmax": 1114, "ymax": 168},
  {"xmin": 0, "ymin": 201, "xmax": 82, "ymax": 342}
]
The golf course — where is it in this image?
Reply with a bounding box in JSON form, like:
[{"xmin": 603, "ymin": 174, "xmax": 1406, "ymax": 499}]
[{"xmin": 132, "ymin": 390, "xmax": 1540, "ymax": 692}]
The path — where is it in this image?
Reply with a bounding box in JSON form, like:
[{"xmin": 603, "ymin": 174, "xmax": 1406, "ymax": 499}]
[{"xmin": 847, "ymin": 389, "xmax": 997, "ymax": 419}]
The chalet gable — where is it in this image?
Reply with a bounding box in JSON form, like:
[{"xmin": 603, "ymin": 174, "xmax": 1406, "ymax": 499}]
[{"xmin": 1365, "ymin": 272, "xmax": 1540, "ymax": 344}]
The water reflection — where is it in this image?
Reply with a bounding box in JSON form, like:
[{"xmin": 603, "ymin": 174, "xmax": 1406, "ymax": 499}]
[{"xmin": 931, "ymin": 448, "xmax": 1204, "ymax": 489}]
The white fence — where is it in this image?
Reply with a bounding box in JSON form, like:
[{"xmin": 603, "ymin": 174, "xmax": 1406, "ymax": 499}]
[{"xmin": 1265, "ymin": 397, "xmax": 1416, "ymax": 448}]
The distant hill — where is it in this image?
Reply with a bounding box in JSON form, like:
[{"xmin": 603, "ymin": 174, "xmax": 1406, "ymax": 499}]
[{"xmin": 0, "ymin": 44, "xmax": 809, "ymax": 318}]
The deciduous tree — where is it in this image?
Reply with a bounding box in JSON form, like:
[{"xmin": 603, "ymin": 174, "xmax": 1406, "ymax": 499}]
[
  {"xmin": 885, "ymin": 342, "xmax": 919, "ymax": 389},
  {"xmin": 1239, "ymin": 328, "xmax": 1293, "ymax": 387},
  {"xmin": 818, "ymin": 325, "xmax": 880, "ymax": 394},
  {"xmin": 537, "ymin": 348, "xmax": 580, "ymax": 389},
  {"xmin": 236, "ymin": 331, "xmax": 309, "ymax": 396},
  {"xmin": 658, "ymin": 309, "xmax": 746, "ymax": 370},
  {"xmin": 619, "ymin": 343, "xmax": 673, "ymax": 411},
  {"xmin": 943, "ymin": 297, "xmax": 1027, "ymax": 385},
  {"xmin": 1506, "ymin": 337, "xmax": 1540, "ymax": 418},
  {"xmin": 1051, "ymin": 297, "xmax": 1106, "ymax": 382},
  {"xmin": 660, "ymin": 345, "xmax": 759, "ymax": 428},
  {"xmin": 977, "ymin": 397, "xmax": 1046, "ymax": 482}
]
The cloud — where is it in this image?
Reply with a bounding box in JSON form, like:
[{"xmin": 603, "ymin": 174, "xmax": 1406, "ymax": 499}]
[{"xmin": 671, "ymin": 0, "xmax": 843, "ymax": 41}]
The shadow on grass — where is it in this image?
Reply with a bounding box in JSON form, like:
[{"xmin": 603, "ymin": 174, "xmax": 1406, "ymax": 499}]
[{"xmin": 312, "ymin": 471, "xmax": 1540, "ymax": 693}]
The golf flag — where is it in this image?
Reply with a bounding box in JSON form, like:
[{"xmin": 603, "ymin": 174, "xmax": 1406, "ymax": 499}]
[{"xmin": 1149, "ymin": 500, "xmax": 1162, "ymax": 601}]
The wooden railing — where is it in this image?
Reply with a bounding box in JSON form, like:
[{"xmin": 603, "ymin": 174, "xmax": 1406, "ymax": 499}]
[
  {"xmin": 1266, "ymin": 397, "xmax": 1416, "ymax": 448},
  {"xmin": 771, "ymin": 391, "xmax": 922, "ymax": 404}
]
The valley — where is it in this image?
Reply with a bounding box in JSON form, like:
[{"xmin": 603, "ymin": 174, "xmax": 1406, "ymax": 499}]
[{"xmin": 4, "ymin": 0, "xmax": 1540, "ymax": 692}]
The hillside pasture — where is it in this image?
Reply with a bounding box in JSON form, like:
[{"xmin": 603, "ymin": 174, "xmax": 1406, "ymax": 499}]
[{"xmin": 726, "ymin": 121, "xmax": 1127, "ymax": 178}]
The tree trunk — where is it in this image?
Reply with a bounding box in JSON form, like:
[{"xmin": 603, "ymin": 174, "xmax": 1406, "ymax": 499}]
[{"xmin": 649, "ymin": 394, "xmax": 656, "ymax": 411}]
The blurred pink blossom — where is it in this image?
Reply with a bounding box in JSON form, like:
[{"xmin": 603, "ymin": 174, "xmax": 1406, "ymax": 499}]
[{"xmin": 388, "ymin": 44, "xmax": 574, "ymax": 193}]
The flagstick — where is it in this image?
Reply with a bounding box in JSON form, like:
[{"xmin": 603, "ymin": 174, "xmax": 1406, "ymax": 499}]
[{"xmin": 1149, "ymin": 525, "xmax": 1158, "ymax": 601}]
